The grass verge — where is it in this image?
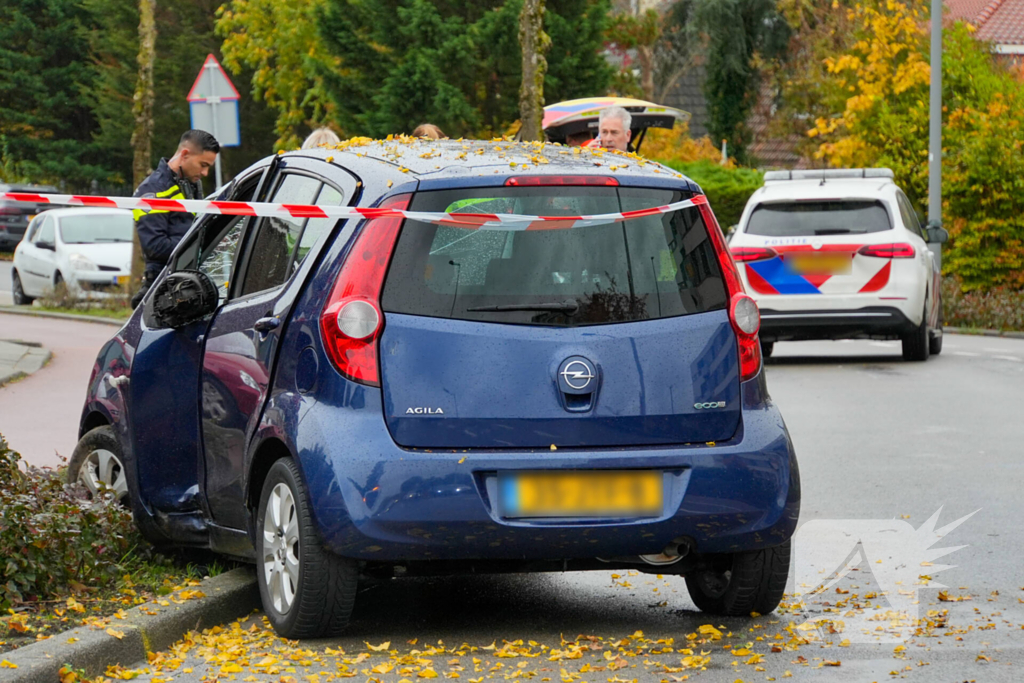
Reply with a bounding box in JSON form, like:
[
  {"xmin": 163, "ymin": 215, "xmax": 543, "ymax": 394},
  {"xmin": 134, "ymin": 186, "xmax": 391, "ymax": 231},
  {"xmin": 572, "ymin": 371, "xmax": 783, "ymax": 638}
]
[{"xmin": 33, "ymin": 282, "xmax": 132, "ymax": 321}]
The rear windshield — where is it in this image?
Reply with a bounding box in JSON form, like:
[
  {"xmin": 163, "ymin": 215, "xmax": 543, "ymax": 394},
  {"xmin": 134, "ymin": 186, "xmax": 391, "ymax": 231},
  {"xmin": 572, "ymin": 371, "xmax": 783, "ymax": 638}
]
[
  {"xmin": 59, "ymin": 214, "xmax": 134, "ymax": 243},
  {"xmin": 381, "ymin": 186, "xmax": 728, "ymax": 327},
  {"xmin": 745, "ymin": 200, "xmax": 891, "ymax": 237}
]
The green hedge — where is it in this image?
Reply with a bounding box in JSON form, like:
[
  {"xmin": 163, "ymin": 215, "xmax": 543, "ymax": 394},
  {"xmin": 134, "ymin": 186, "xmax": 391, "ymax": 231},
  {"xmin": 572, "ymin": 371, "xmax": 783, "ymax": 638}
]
[{"xmin": 658, "ymin": 160, "xmax": 763, "ymax": 229}]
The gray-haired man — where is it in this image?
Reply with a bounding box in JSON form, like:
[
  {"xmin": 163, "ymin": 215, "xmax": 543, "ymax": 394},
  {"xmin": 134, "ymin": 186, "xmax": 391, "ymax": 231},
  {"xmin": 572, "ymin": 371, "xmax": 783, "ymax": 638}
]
[{"xmin": 596, "ymin": 106, "xmax": 632, "ymax": 152}]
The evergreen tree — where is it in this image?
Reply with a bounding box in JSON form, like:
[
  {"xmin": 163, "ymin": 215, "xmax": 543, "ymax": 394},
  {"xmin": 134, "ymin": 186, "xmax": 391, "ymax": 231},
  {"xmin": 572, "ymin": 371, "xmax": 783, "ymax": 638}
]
[
  {"xmin": 0, "ymin": 0, "xmax": 107, "ymax": 185},
  {"xmin": 316, "ymin": 0, "xmax": 613, "ymax": 138},
  {"xmin": 694, "ymin": 0, "xmax": 788, "ymax": 165},
  {"xmin": 84, "ymin": 0, "xmax": 279, "ymax": 188}
]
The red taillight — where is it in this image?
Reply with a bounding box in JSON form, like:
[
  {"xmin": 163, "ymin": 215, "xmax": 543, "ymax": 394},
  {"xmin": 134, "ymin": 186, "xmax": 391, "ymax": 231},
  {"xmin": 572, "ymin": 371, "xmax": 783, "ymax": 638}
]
[
  {"xmin": 320, "ymin": 193, "xmax": 411, "ymax": 386},
  {"xmin": 730, "ymin": 246, "xmax": 778, "ymax": 262},
  {"xmin": 698, "ymin": 201, "xmax": 762, "ymax": 382},
  {"xmin": 857, "ymin": 243, "xmax": 915, "ymax": 259},
  {"xmin": 504, "ymin": 175, "xmax": 619, "ymax": 187}
]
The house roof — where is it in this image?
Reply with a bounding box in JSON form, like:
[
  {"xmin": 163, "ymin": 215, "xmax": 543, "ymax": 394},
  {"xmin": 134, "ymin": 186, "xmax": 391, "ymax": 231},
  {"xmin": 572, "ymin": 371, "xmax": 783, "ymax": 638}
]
[
  {"xmin": 946, "ymin": 0, "xmax": 999, "ymax": 24},
  {"xmin": 946, "ymin": 0, "xmax": 1024, "ymax": 45}
]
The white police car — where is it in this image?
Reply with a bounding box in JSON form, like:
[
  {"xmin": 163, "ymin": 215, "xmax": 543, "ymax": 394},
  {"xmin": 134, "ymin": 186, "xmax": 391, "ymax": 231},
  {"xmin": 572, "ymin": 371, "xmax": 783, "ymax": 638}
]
[{"xmin": 728, "ymin": 169, "xmax": 947, "ymax": 361}]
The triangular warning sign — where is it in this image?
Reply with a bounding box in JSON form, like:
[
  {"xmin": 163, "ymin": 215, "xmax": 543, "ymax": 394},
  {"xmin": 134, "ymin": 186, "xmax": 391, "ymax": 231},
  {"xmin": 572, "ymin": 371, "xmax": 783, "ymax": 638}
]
[{"xmin": 187, "ymin": 54, "xmax": 240, "ymax": 102}]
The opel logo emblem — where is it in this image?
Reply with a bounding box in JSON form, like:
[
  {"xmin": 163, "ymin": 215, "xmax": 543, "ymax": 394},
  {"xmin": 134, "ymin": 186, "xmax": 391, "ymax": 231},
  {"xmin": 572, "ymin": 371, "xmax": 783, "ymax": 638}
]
[{"xmin": 559, "ymin": 359, "xmax": 595, "ymax": 391}]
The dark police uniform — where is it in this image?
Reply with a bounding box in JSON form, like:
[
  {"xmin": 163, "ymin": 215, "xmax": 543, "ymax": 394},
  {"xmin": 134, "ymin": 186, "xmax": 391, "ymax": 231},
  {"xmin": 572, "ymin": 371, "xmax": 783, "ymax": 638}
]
[{"xmin": 133, "ymin": 158, "xmax": 201, "ymax": 281}]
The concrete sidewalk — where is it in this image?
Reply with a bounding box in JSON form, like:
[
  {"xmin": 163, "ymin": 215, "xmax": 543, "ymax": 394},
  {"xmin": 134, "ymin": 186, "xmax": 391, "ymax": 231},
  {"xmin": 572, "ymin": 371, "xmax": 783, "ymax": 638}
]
[{"xmin": 0, "ymin": 339, "xmax": 51, "ymax": 388}]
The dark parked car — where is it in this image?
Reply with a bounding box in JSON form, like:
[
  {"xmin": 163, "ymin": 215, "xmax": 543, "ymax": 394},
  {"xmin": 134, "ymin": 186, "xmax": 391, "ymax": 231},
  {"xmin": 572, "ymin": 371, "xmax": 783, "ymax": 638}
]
[
  {"xmin": 0, "ymin": 183, "xmax": 58, "ymax": 251},
  {"xmin": 68, "ymin": 139, "xmax": 800, "ymax": 638}
]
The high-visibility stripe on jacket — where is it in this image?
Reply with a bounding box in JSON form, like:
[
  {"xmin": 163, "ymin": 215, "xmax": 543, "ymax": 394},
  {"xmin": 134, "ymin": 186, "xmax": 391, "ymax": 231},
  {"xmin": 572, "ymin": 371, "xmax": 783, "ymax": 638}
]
[{"xmin": 133, "ymin": 159, "xmax": 201, "ymax": 277}]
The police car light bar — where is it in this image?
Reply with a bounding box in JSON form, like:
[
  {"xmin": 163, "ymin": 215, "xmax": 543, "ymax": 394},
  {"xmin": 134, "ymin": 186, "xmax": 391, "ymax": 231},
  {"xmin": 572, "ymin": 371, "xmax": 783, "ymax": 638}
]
[{"xmin": 763, "ymin": 168, "xmax": 894, "ymax": 182}]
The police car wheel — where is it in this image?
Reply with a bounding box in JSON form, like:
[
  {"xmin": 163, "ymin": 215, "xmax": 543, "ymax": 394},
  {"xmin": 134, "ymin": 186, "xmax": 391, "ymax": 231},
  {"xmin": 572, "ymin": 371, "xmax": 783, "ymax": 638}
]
[
  {"xmin": 256, "ymin": 458, "xmax": 358, "ymax": 638},
  {"xmin": 685, "ymin": 540, "xmax": 790, "ymax": 616},
  {"xmin": 902, "ymin": 305, "xmax": 930, "ymax": 362},
  {"xmin": 929, "ymin": 306, "xmax": 943, "ymax": 356}
]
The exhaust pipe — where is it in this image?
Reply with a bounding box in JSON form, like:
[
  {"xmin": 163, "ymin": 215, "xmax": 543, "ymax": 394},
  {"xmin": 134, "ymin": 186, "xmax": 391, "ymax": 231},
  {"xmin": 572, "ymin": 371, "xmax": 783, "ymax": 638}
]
[{"xmin": 639, "ymin": 538, "xmax": 693, "ymax": 566}]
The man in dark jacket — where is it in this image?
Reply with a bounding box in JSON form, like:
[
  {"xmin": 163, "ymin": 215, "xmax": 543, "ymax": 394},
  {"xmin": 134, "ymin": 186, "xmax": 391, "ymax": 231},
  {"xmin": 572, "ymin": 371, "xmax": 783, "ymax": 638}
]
[{"xmin": 130, "ymin": 129, "xmax": 220, "ymax": 308}]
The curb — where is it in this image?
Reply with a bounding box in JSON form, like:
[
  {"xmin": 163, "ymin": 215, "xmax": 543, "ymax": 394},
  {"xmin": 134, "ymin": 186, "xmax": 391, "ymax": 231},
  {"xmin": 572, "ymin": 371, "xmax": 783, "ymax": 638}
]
[
  {"xmin": 943, "ymin": 325, "xmax": 1024, "ymax": 340},
  {"xmin": 0, "ymin": 307, "xmax": 126, "ymax": 327},
  {"xmin": 0, "ymin": 567, "xmax": 259, "ymax": 682},
  {"xmin": 0, "ymin": 343, "xmax": 52, "ymax": 388}
]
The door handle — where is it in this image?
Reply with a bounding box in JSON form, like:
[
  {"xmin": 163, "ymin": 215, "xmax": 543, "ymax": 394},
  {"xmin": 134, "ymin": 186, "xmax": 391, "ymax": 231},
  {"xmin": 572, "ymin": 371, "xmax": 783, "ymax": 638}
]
[{"xmin": 253, "ymin": 316, "xmax": 281, "ymax": 333}]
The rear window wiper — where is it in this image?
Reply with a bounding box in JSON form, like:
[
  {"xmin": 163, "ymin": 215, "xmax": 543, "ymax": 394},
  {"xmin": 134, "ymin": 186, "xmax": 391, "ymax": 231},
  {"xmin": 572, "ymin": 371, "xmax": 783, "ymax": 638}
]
[{"xmin": 466, "ymin": 300, "xmax": 580, "ymax": 313}]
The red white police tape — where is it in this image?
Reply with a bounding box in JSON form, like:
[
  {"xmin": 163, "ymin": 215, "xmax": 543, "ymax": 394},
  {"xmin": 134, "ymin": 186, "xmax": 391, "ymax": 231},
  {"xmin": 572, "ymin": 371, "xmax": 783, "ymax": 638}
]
[{"xmin": 0, "ymin": 191, "xmax": 706, "ymax": 231}]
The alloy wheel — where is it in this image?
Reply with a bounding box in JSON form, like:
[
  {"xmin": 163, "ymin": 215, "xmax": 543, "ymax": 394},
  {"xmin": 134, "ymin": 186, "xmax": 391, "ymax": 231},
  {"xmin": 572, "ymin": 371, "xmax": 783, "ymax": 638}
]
[
  {"xmin": 262, "ymin": 482, "xmax": 301, "ymax": 614},
  {"xmin": 78, "ymin": 448, "xmax": 129, "ymax": 505}
]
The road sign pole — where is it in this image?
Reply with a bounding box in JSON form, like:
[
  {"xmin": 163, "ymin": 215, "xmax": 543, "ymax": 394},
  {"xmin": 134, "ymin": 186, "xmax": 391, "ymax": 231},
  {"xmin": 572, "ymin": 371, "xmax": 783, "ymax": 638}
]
[{"xmin": 206, "ymin": 61, "xmax": 224, "ymax": 190}]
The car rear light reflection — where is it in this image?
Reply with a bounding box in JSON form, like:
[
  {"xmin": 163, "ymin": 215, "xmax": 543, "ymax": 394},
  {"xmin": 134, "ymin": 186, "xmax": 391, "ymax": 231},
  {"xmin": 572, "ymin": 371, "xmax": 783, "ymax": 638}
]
[
  {"xmin": 730, "ymin": 246, "xmax": 778, "ymax": 262},
  {"xmin": 320, "ymin": 193, "xmax": 411, "ymax": 386},
  {"xmin": 696, "ymin": 201, "xmax": 763, "ymax": 382},
  {"xmin": 504, "ymin": 175, "xmax": 619, "ymax": 186},
  {"xmin": 858, "ymin": 243, "xmax": 915, "ymax": 258},
  {"xmin": 731, "ymin": 294, "xmax": 760, "ymax": 336},
  {"xmin": 336, "ymin": 300, "xmax": 380, "ymax": 339}
]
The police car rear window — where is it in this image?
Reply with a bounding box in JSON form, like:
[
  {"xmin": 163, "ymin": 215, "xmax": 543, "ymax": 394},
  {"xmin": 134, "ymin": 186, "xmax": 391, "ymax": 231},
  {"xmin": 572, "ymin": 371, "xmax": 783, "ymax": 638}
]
[
  {"xmin": 381, "ymin": 186, "xmax": 728, "ymax": 327},
  {"xmin": 746, "ymin": 200, "xmax": 891, "ymax": 237}
]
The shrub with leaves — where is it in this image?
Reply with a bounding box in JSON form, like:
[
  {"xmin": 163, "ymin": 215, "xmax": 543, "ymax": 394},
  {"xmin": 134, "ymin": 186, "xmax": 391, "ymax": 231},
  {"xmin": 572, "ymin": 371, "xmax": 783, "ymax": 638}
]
[
  {"xmin": 658, "ymin": 159, "xmax": 763, "ymax": 229},
  {"xmin": 943, "ymin": 277, "xmax": 1024, "ymax": 332},
  {"xmin": 0, "ymin": 435, "xmax": 142, "ymax": 611},
  {"xmin": 642, "ymin": 123, "xmax": 732, "ymax": 168}
]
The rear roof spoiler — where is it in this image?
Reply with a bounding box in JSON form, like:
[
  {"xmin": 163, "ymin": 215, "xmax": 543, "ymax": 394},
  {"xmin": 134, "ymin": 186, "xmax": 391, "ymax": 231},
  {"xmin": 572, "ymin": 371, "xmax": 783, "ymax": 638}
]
[{"xmin": 763, "ymin": 168, "xmax": 893, "ymax": 182}]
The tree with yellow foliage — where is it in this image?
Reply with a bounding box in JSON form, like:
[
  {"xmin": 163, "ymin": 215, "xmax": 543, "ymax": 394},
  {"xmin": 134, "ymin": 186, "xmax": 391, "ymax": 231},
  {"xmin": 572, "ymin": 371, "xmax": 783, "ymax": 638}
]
[
  {"xmin": 811, "ymin": 2, "xmax": 1024, "ymax": 290},
  {"xmin": 216, "ymin": 0, "xmax": 338, "ymax": 150}
]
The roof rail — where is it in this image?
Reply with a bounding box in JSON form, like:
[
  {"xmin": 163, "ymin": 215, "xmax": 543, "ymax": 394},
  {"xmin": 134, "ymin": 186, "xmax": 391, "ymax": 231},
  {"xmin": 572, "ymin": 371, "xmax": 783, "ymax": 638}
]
[{"xmin": 763, "ymin": 168, "xmax": 894, "ymax": 182}]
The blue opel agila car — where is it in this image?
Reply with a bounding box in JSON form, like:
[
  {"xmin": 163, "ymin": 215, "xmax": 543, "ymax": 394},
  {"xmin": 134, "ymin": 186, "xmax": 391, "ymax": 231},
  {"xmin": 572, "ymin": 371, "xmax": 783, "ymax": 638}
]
[{"xmin": 69, "ymin": 139, "xmax": 799, "ymax": 638}]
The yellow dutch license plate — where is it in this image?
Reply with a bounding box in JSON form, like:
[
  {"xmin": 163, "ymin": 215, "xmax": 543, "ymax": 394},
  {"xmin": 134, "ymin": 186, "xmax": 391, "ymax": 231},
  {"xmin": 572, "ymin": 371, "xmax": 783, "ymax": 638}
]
[
  {"xmin": 114, "ymin": 275, "xmax": 130, "ymax": 285},
  {"xmin": 500, "ymin": 470, "xmax": 663, "ymax": 518},
  {"xmin": 787, "ymin": 253, "xmax": 851, "ymax": 274}
]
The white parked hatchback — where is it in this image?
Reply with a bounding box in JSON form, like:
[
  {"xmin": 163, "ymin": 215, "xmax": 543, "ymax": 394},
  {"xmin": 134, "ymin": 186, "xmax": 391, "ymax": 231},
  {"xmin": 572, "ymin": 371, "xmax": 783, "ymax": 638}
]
[
  {"xmin": 729, "ymin": 169, "xmax": 947, "ymax": 361},
  {"xmin": 11, "ymin": 208, "xmax": 134, "ymax": 304}
]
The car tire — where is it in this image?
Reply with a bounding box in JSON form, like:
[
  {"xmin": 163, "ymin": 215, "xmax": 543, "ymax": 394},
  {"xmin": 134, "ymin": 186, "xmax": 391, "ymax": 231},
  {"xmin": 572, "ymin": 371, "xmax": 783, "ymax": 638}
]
[
  {"xmin": 685, "ymin": 539, "xmax": 790, "ymax": 616},
  {"xmin": 901, "ymin": 306, "xmax": 930, "ymax": 362},
  {"xmin": 256, "ymin": 457, "xmax": 358, "ymax": 638},
  {"xmin": 67, "ymin": 425, "xmax": 130, "ymax": 507},
  {"xmin": 760, "ymin": 341, "xmax": 774, "ymax": 359},
  {"xmin": 929, "ymin": 306, "xmax": 943, "ymax": 356},
  {"xmin": 11, "ymin": 270, "xmax": 33, "ymax": 305}
]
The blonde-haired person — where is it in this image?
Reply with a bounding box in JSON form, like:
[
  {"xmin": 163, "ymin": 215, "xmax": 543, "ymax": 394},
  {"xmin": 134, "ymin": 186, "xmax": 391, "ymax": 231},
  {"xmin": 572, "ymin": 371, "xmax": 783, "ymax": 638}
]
[
  {"xmin": 302, "ymin": 127, "xmax": 341, "ymax": 149},
  {"xmin": 412, "ymin": 123, "xmax": 445, "ymax": 139}
]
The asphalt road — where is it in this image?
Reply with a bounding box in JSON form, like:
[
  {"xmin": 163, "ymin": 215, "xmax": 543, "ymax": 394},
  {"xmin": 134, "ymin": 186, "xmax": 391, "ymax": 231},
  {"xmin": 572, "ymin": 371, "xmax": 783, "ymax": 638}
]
[
  {"xmin": 0, "ymin": 312, "xmax": 116, "ymax": 467},
  {"xmin": 0, "ymin": 314, "xmax": 1021, "ymax": 680}
]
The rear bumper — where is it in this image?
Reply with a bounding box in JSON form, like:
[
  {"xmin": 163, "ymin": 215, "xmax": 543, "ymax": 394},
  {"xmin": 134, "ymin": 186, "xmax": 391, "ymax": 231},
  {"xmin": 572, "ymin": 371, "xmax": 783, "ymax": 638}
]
[
  {"xmin": 293, "ymin": 379, "xmax": 799, "ymax": 563},
  {"xmin": 760, "ymin": 306, "xmax": 917, "ymax": 342}
]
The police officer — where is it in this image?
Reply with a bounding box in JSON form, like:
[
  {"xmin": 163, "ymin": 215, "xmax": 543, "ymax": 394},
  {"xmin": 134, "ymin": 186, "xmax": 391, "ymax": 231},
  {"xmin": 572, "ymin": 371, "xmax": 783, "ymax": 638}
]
[{"xmin": 130, "ymin": 129, "xmax": 220, "ymax": 308}]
